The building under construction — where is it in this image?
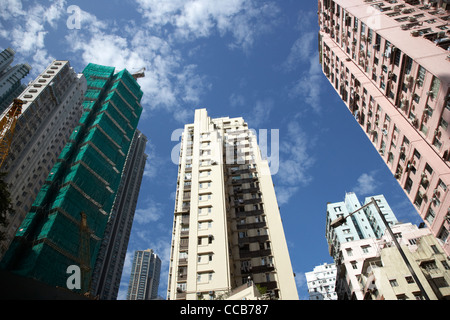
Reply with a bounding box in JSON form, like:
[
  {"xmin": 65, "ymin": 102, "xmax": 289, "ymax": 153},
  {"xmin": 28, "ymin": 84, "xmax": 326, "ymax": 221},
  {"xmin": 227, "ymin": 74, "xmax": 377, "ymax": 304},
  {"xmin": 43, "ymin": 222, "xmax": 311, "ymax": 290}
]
[{"xmin": 0, "ymin": 63, "xmax": 144, "ymax": 295}]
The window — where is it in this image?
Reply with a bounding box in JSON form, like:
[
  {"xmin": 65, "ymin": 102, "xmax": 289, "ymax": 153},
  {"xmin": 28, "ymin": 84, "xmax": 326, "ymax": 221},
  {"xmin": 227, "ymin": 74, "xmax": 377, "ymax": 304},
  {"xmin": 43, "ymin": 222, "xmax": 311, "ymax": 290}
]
[
  {"xmin": 421, "ymin": 261, "xmax": 438, "ymax": 272},
  {"xmin": 431, "ymin": 245, "xmax": 440, "ymax": 254},
  {"xmin": 351, "ymin": 261, "xmax": 358, "ymax": 269},
  {"xmin": 430, "ymin": 76, "xmax": 441, "ymax": 98},
  {"xmin": 394, "ymin": 49, "xmax": 401, "ymax": 66},
  {"xmin": 361, "ymin": 245, "xmax": 371, "ymax": 254},
  {"xmin": 417, "ymin": 66, "xmax": 426, "ymax": 87},
  {"xmin": 425, "ymin": 206, "xmax": 435, "ymax": 224},
  {"xmin": 389, "ymin": 279, "xmax": 398, "ymax": 287},
  {"xmin": 438, "ymin": 227, "xmax": 449, "ymax": 244},
  {"xmin": 414, "ymin": 293, "xmax": 425, "ymax": 300},
  {"xmin": 405, "ymin": 276, "xmax": 414, "ymax": 284}
]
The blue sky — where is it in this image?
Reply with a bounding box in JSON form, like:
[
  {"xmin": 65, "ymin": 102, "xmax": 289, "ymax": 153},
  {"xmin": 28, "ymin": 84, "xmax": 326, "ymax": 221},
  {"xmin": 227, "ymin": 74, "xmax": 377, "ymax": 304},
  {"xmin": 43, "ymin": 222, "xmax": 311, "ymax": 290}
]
[{"xmin": 0, "ymin": 0, "xmax": 423, "ymax": 300}]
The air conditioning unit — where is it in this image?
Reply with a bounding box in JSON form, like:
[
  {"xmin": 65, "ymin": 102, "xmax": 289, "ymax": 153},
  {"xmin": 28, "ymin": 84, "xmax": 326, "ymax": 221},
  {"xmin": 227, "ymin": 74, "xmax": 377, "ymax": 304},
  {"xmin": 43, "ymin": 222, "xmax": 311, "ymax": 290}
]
[
  {"xmin": 434, "ymin": 129, "xmax": 441, "ymax": 138},
  {"xmin": 433, "ymin": 189, "xmax": 440, "ymax": 198}
]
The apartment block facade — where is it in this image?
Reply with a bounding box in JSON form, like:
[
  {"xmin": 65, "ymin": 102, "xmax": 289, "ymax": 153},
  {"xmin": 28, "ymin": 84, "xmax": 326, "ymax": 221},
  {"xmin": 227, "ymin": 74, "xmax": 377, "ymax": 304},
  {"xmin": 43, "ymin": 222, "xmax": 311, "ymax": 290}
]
[
  {"xmin": 127, "ymin": 249, "xmax": 161, "ymax": 300},
  {"xmin": 0, "ymin": 60, "xmax": 86, "ymax": 257},
  {"xmin": 167, "ymin": 109, "xmax": 298, "ymax": 300},
  {"xmin": 326, "ymin": 192, "xmax": 398, "ymax": 262},
  {"xmin": 0, "ymin": 63, "xmax": 143, "ymax": 293},
  {"xmin": 305, "ymin": 262, "xmax": 338, "ymax": 300},
  {"xmin": 318, "ymin": 0, "xmax": 450, "ymax": 255},
  {"xmin": 337, "ymin": 222, "xmax": 449, "ymax": 300},
  {"xmin": 92, "ymin": 130, "xmax": 148, "ymax": 300},
  {"xmin": 0, "ymin": 47, "xmax": 31, "ymax": 113}
]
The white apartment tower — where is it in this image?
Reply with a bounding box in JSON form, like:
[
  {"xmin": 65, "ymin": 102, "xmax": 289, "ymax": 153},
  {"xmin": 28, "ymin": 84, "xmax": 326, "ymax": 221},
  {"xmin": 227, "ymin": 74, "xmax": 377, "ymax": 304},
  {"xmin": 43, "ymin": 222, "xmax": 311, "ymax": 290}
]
[
  {"xmin": 167, "ymin": 109, "xmax": 298, "ymax": 300},
  {"xmin": 0, "ymin": 60, "xmax": 86, "ymax": 257},
  {"xmin": 305, "ymin": 262, "xmax": 338, "ymax": 300}
]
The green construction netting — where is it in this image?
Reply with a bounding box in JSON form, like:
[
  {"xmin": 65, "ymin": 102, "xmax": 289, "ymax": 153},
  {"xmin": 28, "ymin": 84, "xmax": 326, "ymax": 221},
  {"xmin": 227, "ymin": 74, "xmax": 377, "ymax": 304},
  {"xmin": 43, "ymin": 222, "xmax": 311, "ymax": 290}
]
[
  {"xmin": 113, "ymin": 69, "xmax": 143, "ymax": 100},
  {"xmin": 82, "ymin": 127, "xmax": 126, "ymax": 169},
  {"xmin": 73, "ymin": 144, "xmax": 118, "ymax": 188},
  {"xmin": 84, "ymin": 88, "xmax": 101, "ymax": 101},
  {"xmin": 102, "ymin": 92, "xmax": 139, "ymax": 127},
  {"xmin": 83, "ymin": 63, "xmax": 115, "ymax": 81},
  {"xmin": 91, "ymin": 110, "xmax": 131, "ymax": 150},
  {"xmin": 88, "ymin": 78, "xmax": 109, "ymax": 90},
  {"xmin": 107, "ymin": 82, "xmax": 142, "ymax": 118}
]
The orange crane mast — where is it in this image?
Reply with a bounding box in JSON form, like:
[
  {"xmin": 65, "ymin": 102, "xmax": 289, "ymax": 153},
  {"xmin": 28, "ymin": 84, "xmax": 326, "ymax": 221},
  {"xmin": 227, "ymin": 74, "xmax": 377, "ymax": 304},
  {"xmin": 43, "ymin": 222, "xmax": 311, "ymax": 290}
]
[{"xmin": 0, "ymin": 99, "xmax": 24, "ymax": 169}]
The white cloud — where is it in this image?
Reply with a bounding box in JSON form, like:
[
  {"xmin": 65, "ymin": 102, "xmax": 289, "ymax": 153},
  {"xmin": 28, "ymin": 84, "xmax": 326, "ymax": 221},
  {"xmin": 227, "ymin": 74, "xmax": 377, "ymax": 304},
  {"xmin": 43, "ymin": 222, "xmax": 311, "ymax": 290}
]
[
  {"xmin": 294, "ymin": 271, "xmax": 309, "ymax": 300},
  {"xmin": 274, "ymin": 121, "xmax": 315, "ymax": 205},
  {"xmin": 352, "ymin": 172, "xmax": 379, "ymax": 196},
  {"xmin": 275, "ymin": 186, "xmax": 299, "ymax": 206},
  {"xmin": 64, "ymin": 11, "xmax": 210, "ymax": 123},
  {"xmin": 282, "ymin": 32, "xmax": 315, "ymax": 72},
  {"xmin": 0, "ymin": 0, "xmax": 67, "ymax": 73},
  {"xmin": 277, "ymin": 121, "xmax": 315, "ymax": 186},
  {"xmin": 229, "ymin": 93, "xmax": 245, "ymax": 107},
  {"xmin": 133, "ymin": 198, "xmax": 164, "ymax": 224},
  {"xmin": 281, "ymin": 10, "xmax": 324, "ymax": 113},
  {"xmin": 136, "ymin": 0, "xmax": 280, "ymax": 53},
  {"xmin": 0, "ymin": 0, "xmax": 25, "ymax": 20},
  {"xmin": 246, "ymin": 98, "xmax": 274, "ymax": 128}
]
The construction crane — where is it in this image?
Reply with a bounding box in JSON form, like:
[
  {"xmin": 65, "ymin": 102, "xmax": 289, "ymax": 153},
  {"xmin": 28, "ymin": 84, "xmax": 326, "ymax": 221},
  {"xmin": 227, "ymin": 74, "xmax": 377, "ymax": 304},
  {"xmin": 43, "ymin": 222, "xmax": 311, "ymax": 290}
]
[
  {"xmin": 79, "ymin": 211, "xmax": 92, "ymax": 297},
  {"xmin": 0, "ymin": 99, "xmax": 24, "ymax": 169},
  {"xmin": 131, "ymin": 67, "xmax": 145, "ymax": 80}
]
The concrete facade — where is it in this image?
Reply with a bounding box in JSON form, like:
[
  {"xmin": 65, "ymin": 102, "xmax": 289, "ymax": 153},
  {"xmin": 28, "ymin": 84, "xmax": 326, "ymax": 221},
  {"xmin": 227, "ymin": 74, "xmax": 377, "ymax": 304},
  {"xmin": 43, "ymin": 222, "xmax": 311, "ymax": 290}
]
[
  {"xmin": 127, "ymin": 249, "xmax": 161, "ymax": 300},
  {"xmin": 167, "ymin": 109, "xmax": 298, "ymax": 300},
  {"xmin": 326, "ymin": 192, "xmax": 398, "ymax": 262},
  {"xmin": 305, "ymin": 262, "xmax": 338, "ymax": 300},
  {"xmin": 336, "ymin": 222, "xmax": 450, "ymax": 300},
  {"xmin": 0, "ymin": 60, "xmax": 86, "ymax": 257},
  {"xmin": 91, "ymin": 130, "xmax": 148, "ymax": 300},
  {"xmin": 0, "ymin": 47, "xmax": 31, "ymax": 113}
]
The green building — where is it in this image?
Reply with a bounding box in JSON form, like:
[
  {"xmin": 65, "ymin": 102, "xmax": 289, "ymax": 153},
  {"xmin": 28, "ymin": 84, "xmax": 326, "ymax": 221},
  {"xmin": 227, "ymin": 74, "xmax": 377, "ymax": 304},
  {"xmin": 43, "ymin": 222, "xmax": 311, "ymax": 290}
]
[{"xmin": 0, "ymin": 63, "xmax": 143, "ymax": 293}]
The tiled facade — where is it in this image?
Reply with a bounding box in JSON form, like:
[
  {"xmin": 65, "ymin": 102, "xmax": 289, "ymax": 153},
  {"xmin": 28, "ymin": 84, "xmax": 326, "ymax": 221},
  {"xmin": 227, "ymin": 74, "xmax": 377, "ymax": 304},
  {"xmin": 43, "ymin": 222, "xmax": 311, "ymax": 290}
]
[{"xmin": 318, "ymin": 0, "xmax": 450, "ymax": 255}]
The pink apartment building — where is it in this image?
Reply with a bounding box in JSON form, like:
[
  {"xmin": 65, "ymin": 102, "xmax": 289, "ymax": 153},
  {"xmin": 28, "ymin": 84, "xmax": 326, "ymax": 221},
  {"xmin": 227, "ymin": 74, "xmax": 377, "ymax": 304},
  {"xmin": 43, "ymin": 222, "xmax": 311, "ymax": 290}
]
[{"xmin": 318, "ymin": 0, "xmax": 450, "ymax": 255}]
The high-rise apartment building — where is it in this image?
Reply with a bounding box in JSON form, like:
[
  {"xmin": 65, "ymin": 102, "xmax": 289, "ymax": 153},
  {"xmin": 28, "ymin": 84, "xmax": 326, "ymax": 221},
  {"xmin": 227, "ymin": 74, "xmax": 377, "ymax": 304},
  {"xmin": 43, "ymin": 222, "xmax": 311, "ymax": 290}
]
[
  {"xmin": 167, "ymin": 109, "xmax": 298, "ymax": 300},
  {"xmin": 326, "ymin": 193, "xmax": 398, "ymax": 262},
  {"xmin": 0, "ymin": 47, "xmax": 32, "ymax": 113},
  {"xmin": 305, "ymin": 262, "xmax": 338, "ymax": 300},
  {"xmin": 0, "ymin": 60, "xmax": 86, "ymax": 257},
  {"xmin": 92, "ymin": 130, "xmax": 148, "ymax": 300},
  {"xmin": 126, "ymin": 249, "xmax": 161, "ymax": 300},
  {"xmin": 0, "ymin": 63, "xmax": 143, "ymax": 294},
  {"xmin": 318, "ymin": 0, "xmax": 450, "ymax": 255}
]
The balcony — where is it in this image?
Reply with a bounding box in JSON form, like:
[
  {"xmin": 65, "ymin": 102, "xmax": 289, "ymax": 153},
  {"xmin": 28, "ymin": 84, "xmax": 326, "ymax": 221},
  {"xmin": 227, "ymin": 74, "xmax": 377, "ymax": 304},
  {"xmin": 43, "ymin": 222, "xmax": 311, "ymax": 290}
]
[
  {"xmin": 178, "ymin": 258, "xmax": 188, "ymax": 266},
  {"xmin": 250, "ymin": 264, "xmax": 275, "ymax": 274},
  {"xmin": 239, "ymin": 249, "xmax": 271, "ymax": 259},
  {"xmin": 235, "ymin": 209, "xmax": 264, "ymax": 218},
  {"xmin": 236, "ymin": 221, "xmax": 267, "ymax": 230},
  {"xmin": 238, "ymin": 234, "xmax": 269, "ymax": 245},
  {"xmin": 176, "ymin": 291, "xmax": 186, "ymax": 300},
  {"xmin": 255, "ymin": 281, "xmax": 278, "ymax": 291}
]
